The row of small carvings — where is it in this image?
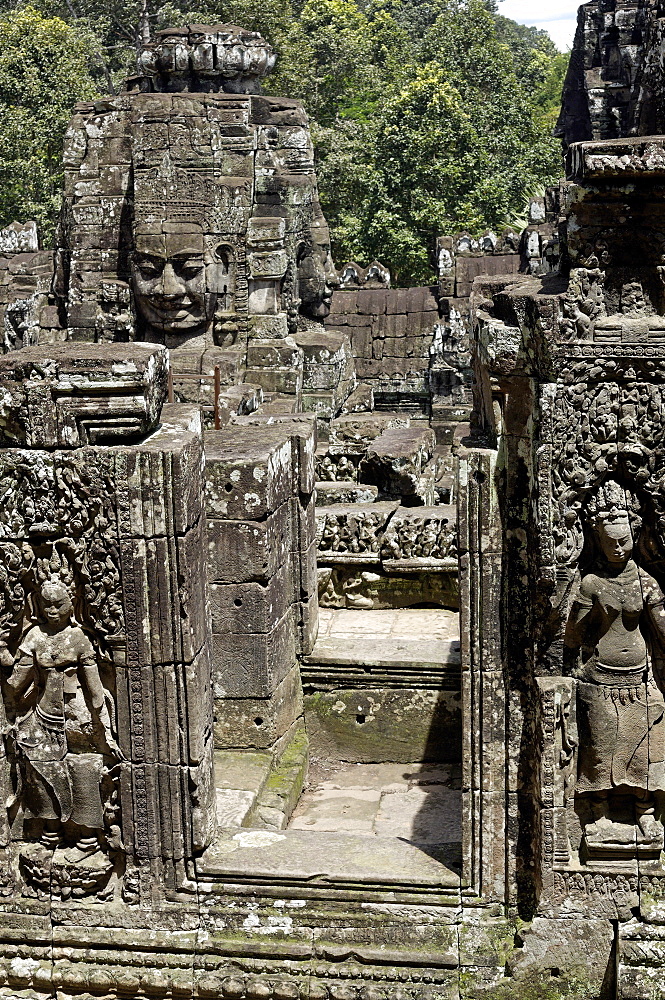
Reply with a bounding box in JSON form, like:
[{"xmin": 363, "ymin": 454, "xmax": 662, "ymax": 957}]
[
  {"xmin": 0, "ymin": 966, "xmax": 453, "ymax": 999},
  {"xmin": 315, "ymin": 503, "xmax": 457, "ymax": 564},
  {"xmin": 137, "ymin": 27, "xmax": 276, "ymax": 82}
]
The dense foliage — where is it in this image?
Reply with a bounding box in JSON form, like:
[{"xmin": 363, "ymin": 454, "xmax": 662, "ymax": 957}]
[
  {"xmin": 0, "ymin": 6, "xmax": 97, "ymax": 241},
  {"xmin": 0, "ymin": 0, "xmax": 567, "ymax": 283}
]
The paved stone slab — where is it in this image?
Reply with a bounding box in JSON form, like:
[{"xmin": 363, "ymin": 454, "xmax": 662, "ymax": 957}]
[
  {"xmin": 311, "ymin": 762, "xmax": 416, "ymax": 791},
  {"xmin": 203, "ymin": 828, "xmax": 460, "ymax": 887},
  {"xmin": 402, "ymin": 763, "xmax": 462, "ymax": 787},
  {"xmin": 289, "ymin": 788, "xmax": 381, "ymax": 834},
  {"xmin": 373, "ymin": 787, "xmax": 461, "ymax": 843},
  {"xmin": 289, "ymin": 762, "xmax": 463, "ymax": 844},
  {"xmin": 308, "ymin": 761, "xmax": 462, "ymax": 791},
  {"xmin": 306, "ymin": 635, "xmax": 460, "ymax": 670},
  {"xmin": 216, "ymin": 789, "xmax": 256, "ymax": 827},
  {"xmin": 317, "ymin": 607, "xmax": 459, "ymax": 641}
]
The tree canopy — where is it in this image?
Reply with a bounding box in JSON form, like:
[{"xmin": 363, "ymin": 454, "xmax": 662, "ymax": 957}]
[{"xmin": 0, "ymin": 0, "xmax": 568, "ymax": 283}]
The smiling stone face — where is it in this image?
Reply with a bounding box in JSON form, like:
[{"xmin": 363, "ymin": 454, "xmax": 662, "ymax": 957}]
[
  {"xmin": 131, "ymin": 229, "xmax": 212, "ymax": 335},
  {"xmin": 39, "ymin": 580, "xmax": 73, "ymax": 631},
  {"xmin": 297, "ymin": 221, "xmax": 339, "ymax": 322}
]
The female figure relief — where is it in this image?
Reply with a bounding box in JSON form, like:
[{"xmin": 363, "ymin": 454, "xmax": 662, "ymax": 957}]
[
  {"xmin": 565, "ymin": 480, "xmax": 665, "ymax": 858},
  {"xmin": 4, "ymin": 577, "xmax": 122, "ymax": 882}
]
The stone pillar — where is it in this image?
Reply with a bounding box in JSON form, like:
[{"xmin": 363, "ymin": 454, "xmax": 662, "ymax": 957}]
[
  {"xmin": 457, "ymin": 447, "xmax": 507, "ymax": 903},
  {"xmin": 205, "ymin": 414, "xmax": 317, "ymax": 752},
  {"xmin": 0, "ymin": 343, "xmax": 215, "ymax": 904}
]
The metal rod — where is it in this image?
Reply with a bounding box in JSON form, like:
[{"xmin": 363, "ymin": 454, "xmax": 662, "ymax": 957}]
[{"xmin": 214, "ymin": 365, "xmax": 221, "ymax": 430}]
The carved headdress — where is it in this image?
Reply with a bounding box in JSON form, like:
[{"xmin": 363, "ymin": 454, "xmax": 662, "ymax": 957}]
[{"xmin": 584, "ymin": 479, "xmax": 642, "ymax": 530}]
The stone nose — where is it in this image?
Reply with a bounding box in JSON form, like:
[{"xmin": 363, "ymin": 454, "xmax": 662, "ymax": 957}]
[{"xmin": 158, "ymin": 262, "xmax": 186, "ymax": 297}]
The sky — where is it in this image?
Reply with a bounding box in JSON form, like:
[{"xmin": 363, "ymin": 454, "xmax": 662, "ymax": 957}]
[{"xmin": 499, "ymin": 0, "xmax": 579, "ymax": 51}]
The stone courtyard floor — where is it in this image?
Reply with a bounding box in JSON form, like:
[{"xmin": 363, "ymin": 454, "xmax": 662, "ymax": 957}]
[
  {"xmin": 288, "ymin": 760, "xmax": 462, "ymax": 846},
  {"xmin": 293, "ymin": 608, "xmax": 462, "ymax": 860},
  {"xmin": 216, "ymin": 606, "xmax": 462, "ymax": 867},
  {"xmin": 315, "ymin": 606, "xmax": 459, "ymax": 646}
]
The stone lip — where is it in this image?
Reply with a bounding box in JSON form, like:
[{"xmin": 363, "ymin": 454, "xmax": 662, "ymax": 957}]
[
  {"xmin": 567, "ymin": 136, "xmax": 665, "ymax": 181},
  {"xmin": 136, "ymin": 23, "xmax": 275, "ymax": 94},
  {"xmin": 304, "ymin": 635, "xmax": 461, "ymax": 671},
  {"xmin": 201, "ymin": 827, "xmax": 460, "ymax": 889},
  {"xmin": 0, "ymin": 342, "xmax": 168, "ymax": 448}
]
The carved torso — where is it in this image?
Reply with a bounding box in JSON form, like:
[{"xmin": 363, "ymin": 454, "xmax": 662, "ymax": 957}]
[
  {"xmin": 16, "ymin": 624, "xmax": 96, "ymax": 726},
  {"xmin": 574, "ymin": 561, "xmax": 663, "ymax": 676}
]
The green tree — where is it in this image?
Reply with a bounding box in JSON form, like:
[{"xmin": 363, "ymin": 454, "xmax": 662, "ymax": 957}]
[
  {"xmin": 494, "ymin": 15, "xmax": 558, "ymax": 83},
  {"xmin": 317, "ymin": 58, "xmax": 561, "ymax": 284},
  {"xmin": 0, "ymin": 0, "xmax": 567, "ymax": 280},
  {"xmin": 0, "ymin": 5, "xmax": 97, "ymax": 242},
  {"xmin": 317, "ymin": 0, "xmax": 563, "ymax": 282}
]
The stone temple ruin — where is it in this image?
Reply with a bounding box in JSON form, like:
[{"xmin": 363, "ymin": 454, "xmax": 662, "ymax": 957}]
[{"xmin": 6, "ymin": 5, "xmax": 665, "ymax": 998}]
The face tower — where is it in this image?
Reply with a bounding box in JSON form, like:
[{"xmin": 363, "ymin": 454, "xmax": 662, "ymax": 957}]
[{"xmin": 55, "ymin": 23, "xmax": 339, "ymax": 404}]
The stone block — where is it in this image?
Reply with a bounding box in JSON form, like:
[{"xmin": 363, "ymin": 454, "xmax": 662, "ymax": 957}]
[
  {"xmin": 314, "ymin": 481, "xmax": 378, "ymax": 504},
  {"xmin": 317, "ymin": 565, "xmax": 458, "ymax": 610},
  {"xmin": 303, "ymin": 687, "xmax": 462, "ymax": 763},
  {"xmin": 294, "ymin": 329, "xmax": 351, "ymax": 366},
  {"xmin": 207, "ymin": 503, "xmax": 291, "ymax": 584},
  {"xmin": 208, "ymin": 560, "xmax": 292, "ymax": 635},
  {"xmin": 246, "ymin": 313, "xmax": 289, "ymax": 339},
  {"xmin": 340, "ymin": 382, "xmax": 374, "ymax": 413},
  {"xmin": 302, "ymin": 363, "xmax": 340, "ymax": 390},
  {"xmin": 406, "ymin": 285, "xmax": 436, "ymax": 312},
  {"xmin": 297, "ymin": 589, "xmax": 319, "ymax": 656},
  {"xmin": 212, "ymin": 607, "xmax": 296, "ymax": 698},
  {"xmin": 184, "ymin": 645, "xmax": 214, "ymax": 765},
  {"xmin": 0, "ymin": 342, "xmax": 168, "ymax": 448},
  {"xmin": 507, "ymin": 917, "xmax": 615, "ymax": 995},
  {"xmin": 244, "ymin": 366, "xmax": 302, "ymax": 394},
  {"xmin": 380, "ymin": 503, "xmax": 457, "ymax": 569},
  {"xmin": 204, "ymin": 424, "xmax": 293, "ymax": 518},
  {"xmin": 360, "ymin": 425, "xmax": 436, "ymax": 496},
  {"xmin": 300, "ymin": 389, "xmax": 336, "ymax": 419},
  {"xmin": 175, "ymin": 517, "xmax": 209, "ymax": 663},
  {"xmin": 246, "ymin": 337, "xmax": 302, "ymax": 369},
  {"xmin": 232, "ymin": 412, "xmax": 317, "ymax": 494},
  {"xmin": 329, "ymin": 288, "xmax": 357, "ymax": 313},
  {"xmin": 154, "ymin": 404, "xmax": 205, "ymax": 536},
  {"xmin": 350, "ymin": 326, "xmax": 372, "ymax": 358},
  {"xmin": 316, "ymin": 501, "xmax": 397, "ymax": 564},
  {"xmin": 0, "ymin": 221, "xmax": 38, "ymax": 253},
  {"xmin": 382, "ymin": 336, "xmax": 403, "ymax": 357},
  {"xmin": 290, "ymin": 493, "xmax": 316, "ymax": 553},
  {"xmin": 328, "ymin": 412, "xmax": 410, "ymax": 455},
  {"xmin": 213, "ymin": 664, "xmax": 303, "ymax": 749},
  {"xmin": 360, "ymin": 288, "xmax": 389, "ymax": 315},
  {"xmin": 346, "ymin": 312, "xmax": 372, "ymax": 326},
  {"xmin": 386, "ymin": 288, "xmax": 408, "ymax": 314},
  {"xmin": 214, "ymin": 749, "xmax": 272, "ymax": 794},
  {"xmin": 298, "ymin": 537, "xmax": 318, "ymax": 600}
]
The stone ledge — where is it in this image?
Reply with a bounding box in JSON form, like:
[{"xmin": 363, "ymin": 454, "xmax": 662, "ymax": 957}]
[
  {"xmin": 304, "ymin": 636, "xmax": 461, "ymax": 671},
  {"xmin": 200, "ymin": 827, "xmax": 460, "ymax": 889}
]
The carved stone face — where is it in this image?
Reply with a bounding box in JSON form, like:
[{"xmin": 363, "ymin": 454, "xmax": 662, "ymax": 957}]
[
  {"xmin": 298, "ymin": 233, "xmax": 338, "ymax": 320},
  {"xmin": 131, "ymin": 231, "xmax": 211, "ymax": 333},
  {"xmin": 40, "ymin": 582, "xmax": 73, "ymax": 630},
  {"xmin": 594, "ymin": 515, "xmax": 633, "ymax": 565}
]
